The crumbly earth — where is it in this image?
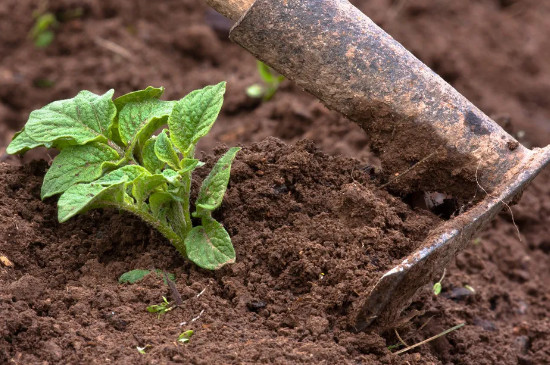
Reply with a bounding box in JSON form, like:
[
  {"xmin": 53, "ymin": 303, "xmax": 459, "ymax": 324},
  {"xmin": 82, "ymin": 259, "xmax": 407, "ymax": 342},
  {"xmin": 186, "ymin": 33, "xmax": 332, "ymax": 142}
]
[
  {"xmin": 1, "ymin": 0, "xmax": 550, "ymax": 364},
  {"xmin": 0, "ymin": 139, "xmax": 441, "ymax": 363}
]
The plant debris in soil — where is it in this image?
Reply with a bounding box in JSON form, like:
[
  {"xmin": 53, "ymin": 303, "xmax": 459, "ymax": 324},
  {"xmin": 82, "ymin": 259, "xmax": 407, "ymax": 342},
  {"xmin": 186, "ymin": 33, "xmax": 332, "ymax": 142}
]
[{"xmin": 0, "ymin": 138, "xmax": 441, "ymax": 363}]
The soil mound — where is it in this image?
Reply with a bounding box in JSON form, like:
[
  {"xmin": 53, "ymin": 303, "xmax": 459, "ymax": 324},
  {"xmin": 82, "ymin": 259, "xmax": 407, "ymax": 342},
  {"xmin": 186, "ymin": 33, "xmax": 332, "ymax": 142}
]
[{"xmin": 0, "ymin": 138, "xmax": 439, "ymax": 363}]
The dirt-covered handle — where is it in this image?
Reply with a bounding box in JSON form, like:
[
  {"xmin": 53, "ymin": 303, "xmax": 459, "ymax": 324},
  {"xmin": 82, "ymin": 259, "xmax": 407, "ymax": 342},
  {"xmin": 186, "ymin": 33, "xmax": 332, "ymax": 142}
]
[
  {"xmin": 229, "ymin": 0, "xmax": 528, "ymax": 200},
  {"xmin": 204, "ymin": 0, "xmax": 254, "ymax": 21}
]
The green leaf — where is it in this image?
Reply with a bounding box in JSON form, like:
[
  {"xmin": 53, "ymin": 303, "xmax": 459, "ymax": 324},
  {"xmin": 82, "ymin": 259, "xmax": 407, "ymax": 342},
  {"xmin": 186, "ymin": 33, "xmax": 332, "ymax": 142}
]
[
  {"xmin": 118, "ymin": 269, "xmax": 175, "ymax": 284},
  {"xmin": 24, "ymin": 90, "xmax": 116, "ymax": 147},
  {"xmin": 165, "ymin": 201, "xmax": 187, "ymax": 237},
  {"xmin": 146, "ymin": 296, "xmax": 173, "ymax": 317},
  {"xmin": 96, "ymin": 165, "xmax": 149, "ymax": 185},
  {"xmin": 117, "ymin": 92, "xmax": 174, "ymax": 146},
  {"xmin": 257, "ymin": 61, "xmax": 275, "ymax": 83},
  {"xmin": 180, "ymin": 159, "xmax": 202, "ymax": 174},
  {"xmin": 6, "ymin": 129, "xmax": 43, "ymax": 154},
  {"xmin": 168, "ymin": 82, "xmax": 226, "ymax": 156},
  {"xmin": 114, "ymin": 87, "xmax": 165, "ymax": 111},
  {"xmin": 41, "ymin": 142, "xmax": 120, "ymax": 199},
  {"xmin": 57, "ymin": 181, "xmax": 126, "ymax": 223},
  {"xmin": 433, "ymin": 282, "xmax": 442, "ymax": 296},
  {"xmin": 136, "ymin": 345, "xmax": 151, "ymax": 354},
  {"xmin": 154, "ymin": 130, "xmax": 180, "ymax": 170},
  {"xmin": 149, "ymin": 192, "xmax": 174, "ymax": 219},
  {"xmin": 195, "ymin": 147, "xmax": 240, "ymax": 213},
  {"xmin": 57, "ymin": 166, "xmax": 148, "ymax": 222},
  {"xmin": 149, "ymin": 192, "xmax": 186, "ymax": 236},
  {"xmin": 34, "ymin": 30, "xmax": 54, "ymax": 48},
  {"xmin": 162, "ymin": 169, "xmax": 180, "ymax": 184},
  {"xmin": 119, "ymin": 269, "xmax": 151, "ymax": 284},
  {"xmin": 155, "ymin": 269, "xmax": 176, "ymax": 283},
  {"xmin": 177, "ymin": 330, "xmax": 194, "ymax": 344},
  {"xmin": 132, "ymin": 174, "xmax": 167, "ymax": 203},
  {"xmin": 185, "ymin": 217, "xmax": 235, "ymax": 270},
  {"xmin": 142, "ymin": 137, "xmax": 163, "ymax": 173}
]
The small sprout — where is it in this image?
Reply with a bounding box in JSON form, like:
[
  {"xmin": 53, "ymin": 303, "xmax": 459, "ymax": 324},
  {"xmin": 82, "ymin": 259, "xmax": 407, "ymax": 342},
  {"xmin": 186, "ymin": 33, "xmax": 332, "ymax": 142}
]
[
  {"xmin": 387, "ymin": 343, "xmax": 403, "ymax": 351},
  {"xmin": 464, "ymin": 284, "xmax": 475, "ymax": 293},
  {"xmin": 433, "ymin": 268, "xmax": 446, "ymax": 296},
  {"xmin": 246, "ymin": 84, "xmax": 264, "ymax": 98},
  {"xmin": 147, "ymin": 296, "xmax": 174, "ymax": 318},
  {"xmin": 473, "ymin": 237, "xmax": 482, "ymax": 245},
  {"xmin": 319, "ymin": 272, "xmax": 325, "ymax": 280},
  {"xmin": 433, "ymin": 282, "xmax": 442, "ymax": 296},
  {"xmin": 119, "ymin": 269, "xmax": 151, "ymax": 284},
  {"xmin": 177, "ymin": 330, "xmax": 194, "ymax": 344},
  {"xmin": 118, "ymin": 269, "xmax": 175, "ymax": 284},
  {"xmin": 136, "ymin": 345, "xmax": 152, "ymax": 354},
  {"xmin": 30, "ymin": 11, "xmax": 58, "ymax": 48},
  {"xmin": 7, "ymin": 84, "xmax": 240, "ymax": 270},
  {"xmin": 246, "ymin": 61, "xmax": 285, "ymax": 101},
  {"xmin": 33, "ymin": 78, "xmax": 55, "ymax": 89}
]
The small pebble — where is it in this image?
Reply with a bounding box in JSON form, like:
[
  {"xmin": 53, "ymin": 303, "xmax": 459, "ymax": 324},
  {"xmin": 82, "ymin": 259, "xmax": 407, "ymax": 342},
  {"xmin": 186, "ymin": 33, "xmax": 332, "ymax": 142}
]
[
  {"xmin": 443, "ymin": 287, "xmax": 473, "ymax": 301},
  {"xmin": 246, "ymin": 300, "xmax": 266, "ymax": 312},
  {"xmin": 474, "ymin": 317, "xmax": 497, "ymax": 332}
]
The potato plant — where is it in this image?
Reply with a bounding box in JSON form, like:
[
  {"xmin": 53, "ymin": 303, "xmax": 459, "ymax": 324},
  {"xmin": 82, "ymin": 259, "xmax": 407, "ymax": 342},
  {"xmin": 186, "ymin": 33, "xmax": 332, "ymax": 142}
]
[{"xmin": 7, "ymin": 82, "xmax": 240, "ymax": 270}]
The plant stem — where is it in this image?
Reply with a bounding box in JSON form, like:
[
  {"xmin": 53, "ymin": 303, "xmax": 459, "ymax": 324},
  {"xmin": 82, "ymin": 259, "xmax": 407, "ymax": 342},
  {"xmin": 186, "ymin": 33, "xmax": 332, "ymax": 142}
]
[
  {"xmin": 180, "ymin": 171, "xmax": 193, "ymax": 236},
  {"xmin": 118, "ymin": 202, "xmax": 187, "ymax": 256},
  {"xmin": 179, "ymin": 146, "xmax": 196, "ymax": 237},
  {"xmin": 393, "ymin": 323, "xmax": 465, "ymax": 355}
]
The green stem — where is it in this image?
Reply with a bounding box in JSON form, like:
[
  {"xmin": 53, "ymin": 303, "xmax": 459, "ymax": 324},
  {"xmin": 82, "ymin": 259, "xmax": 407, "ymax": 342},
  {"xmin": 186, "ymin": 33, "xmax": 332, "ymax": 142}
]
[
  {"xmin": 180, "ymin": 171, "xmax": 192, "ymax": 236},
  {"xmin": 108, "ymin": 140, "xmax": 125, "ymax": 156},
  {"xmin": 179, "ymin": 146, "xmax": 196, "ymax": 237},
  {"xmin": 119, "ymin": 202, "xmax": 187, "ymax": 257}
]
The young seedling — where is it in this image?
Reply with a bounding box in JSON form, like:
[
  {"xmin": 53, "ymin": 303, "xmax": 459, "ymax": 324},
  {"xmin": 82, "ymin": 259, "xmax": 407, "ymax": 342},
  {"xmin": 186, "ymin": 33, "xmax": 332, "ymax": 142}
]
[
  {"xmin": 118, "ymin": 269, "xmax": 176, "ymax": 284},
  {"xmin": 177, "ymin": 330, "xmax": 194, "ymax": 344},
  {"xmin": 147, "ymin": 296, "xmax": 173, "ymax": 318},
  {"xmin": 246, "ymin": 61, "xmax": 285, "ymax": 101},
  {"xmin": 464, "ymin": 284, "xmax": 475, "ymax": 293},
  {"xmin": 136, "ymin": 345, "xmax": 152, "ymax": 354},
  {"xmin": 7, "ymin": 83, "xmax": 240, "ymax": 270},
  {"xmin": 30, "ymin": 11, "xmax": 58, "ymax": 48},
  {"xmin": 432, "ymin": 268, "xmax": 446, "ymax": 296}
]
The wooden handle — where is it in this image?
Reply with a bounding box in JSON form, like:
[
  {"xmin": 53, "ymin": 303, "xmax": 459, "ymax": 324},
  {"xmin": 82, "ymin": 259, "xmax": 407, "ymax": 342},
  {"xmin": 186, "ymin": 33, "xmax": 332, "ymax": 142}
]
[{"xmin": 205, "ymin": 0, "xmax": 255, "ymax": 21}]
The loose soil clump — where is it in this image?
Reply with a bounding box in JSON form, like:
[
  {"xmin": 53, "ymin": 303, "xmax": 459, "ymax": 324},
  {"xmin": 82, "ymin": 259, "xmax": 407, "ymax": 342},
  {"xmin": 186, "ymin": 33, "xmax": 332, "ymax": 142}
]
[{"xmin": 0, "ymin": 138, "xmax": 440, "ymax": 363}]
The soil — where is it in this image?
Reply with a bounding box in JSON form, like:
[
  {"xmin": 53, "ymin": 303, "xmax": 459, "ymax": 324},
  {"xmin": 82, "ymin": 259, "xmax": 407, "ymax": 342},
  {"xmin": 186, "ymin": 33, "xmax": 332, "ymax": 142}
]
[
  {"xmin": 1, "ymin": 0, "xmax": 550, "ymax": 364},
  {"xmin": 0, "ymin": 139, "xmax": 441, "ymax": 363}
]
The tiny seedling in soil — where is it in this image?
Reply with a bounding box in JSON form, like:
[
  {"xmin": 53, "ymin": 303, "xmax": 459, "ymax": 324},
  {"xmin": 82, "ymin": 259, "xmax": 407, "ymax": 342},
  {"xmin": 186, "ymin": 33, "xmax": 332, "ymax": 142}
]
[
  {"xmin": 432, "ymin": 268, "xmax": 446, "ymax": 296},
  {"xmin": 177, "ymin": 330, "xmax": 194, "ymax": 344},
  {"xmin": 246, "ymin": 61, "xmax": 285, "ymax": 101},
  {"xmin": 7, "ymin": 83, "xmax": 240, "ymax": 270},
  {"xmin": 30, "ymin": 11, "xmax": 58, "ymax": 48},
  {"xmin": 464, "ymin": 284, "xmax": 475, "ymax": 293},
  {"xmin": 118, "ymin": 269, "xmax": 175, "ymax": 284},
  {"xmin": 136, "ymin": 345, "xmax": 152, "ymax": 354},
  {"xmin": 147, "ymin": 296, "xmax": 173, "ymax": 318}
]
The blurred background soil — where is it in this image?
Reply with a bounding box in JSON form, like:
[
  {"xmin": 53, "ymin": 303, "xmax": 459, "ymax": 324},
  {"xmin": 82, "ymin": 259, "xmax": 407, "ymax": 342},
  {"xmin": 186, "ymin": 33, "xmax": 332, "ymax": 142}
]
[{"xmin": 1, "ymin": 0, "xmax": 549, "ymax": 363}]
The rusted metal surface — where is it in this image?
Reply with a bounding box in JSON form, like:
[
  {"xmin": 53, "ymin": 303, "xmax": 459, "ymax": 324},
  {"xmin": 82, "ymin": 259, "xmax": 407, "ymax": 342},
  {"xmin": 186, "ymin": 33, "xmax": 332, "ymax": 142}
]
[
  {"xmin": 230, "ymin": 0, "xmax": 527, "ymax": 200},
  {"xmin": 355, "ymin": 145, "xmax": 550, "ymax": 330},
  {"xmin": 204, "ymin": 0, "xmax": 253, "ymax": 21},
  {"xmin": 228, "ymin": 0, "xmax": 550, "ymax": 329}
]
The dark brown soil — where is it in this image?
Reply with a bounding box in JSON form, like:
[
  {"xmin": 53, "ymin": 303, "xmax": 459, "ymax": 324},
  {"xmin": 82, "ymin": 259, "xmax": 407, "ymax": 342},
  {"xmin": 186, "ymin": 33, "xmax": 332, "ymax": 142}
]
[
  {"xmin": 0, "ymin": 139, "xmax": 441, "ymax": 363},
  {"xmin": 1, "ymin": 0, "xmax": 550, "ymax": 364}
]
